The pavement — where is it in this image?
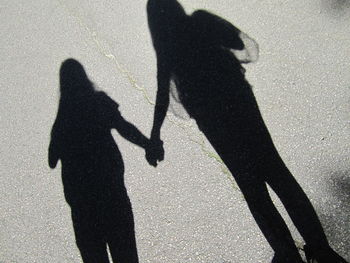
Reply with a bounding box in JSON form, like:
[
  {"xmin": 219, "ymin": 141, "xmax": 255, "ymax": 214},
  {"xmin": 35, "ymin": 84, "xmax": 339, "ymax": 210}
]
[{"xmin": 1, "ymin": 0, "xmax": 349, "ymax": 262}]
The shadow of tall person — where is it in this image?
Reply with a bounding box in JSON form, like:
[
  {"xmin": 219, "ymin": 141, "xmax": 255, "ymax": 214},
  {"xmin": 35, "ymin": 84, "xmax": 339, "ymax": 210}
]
[
  {"xmin": 48, "ymin": 59, "xmax": 148, "ymax": 263},
  {"xmin": 146, "ymin": 1, "xmax": 348, "ymax": 262}
]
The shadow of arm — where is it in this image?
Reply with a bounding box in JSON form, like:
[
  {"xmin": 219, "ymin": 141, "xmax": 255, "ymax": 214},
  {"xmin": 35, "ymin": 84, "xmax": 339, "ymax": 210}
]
[
  {"xmin": 48, "ymin": 124, "xmax": 60, "ymax": 169},
  {"xmin": 143, "ymin": 58, "xmax": 170, "ymax": 167},
  {"xmin": 150, "ymin": 59, "xmax": 170, "ymax": 142},
  {"xmin": 114, "ymin": 114, "xmax": 150, "ymax": 149}
]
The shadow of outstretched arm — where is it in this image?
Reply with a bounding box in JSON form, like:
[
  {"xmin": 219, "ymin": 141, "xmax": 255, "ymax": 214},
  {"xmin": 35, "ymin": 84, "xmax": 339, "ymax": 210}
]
[
  {"xmin": 146, "ymin": 61, "xmax": 170, "ymax": 166},
  {"xmin": 113, "ymin": 109, "xmax": 150, "ymax": 150}
]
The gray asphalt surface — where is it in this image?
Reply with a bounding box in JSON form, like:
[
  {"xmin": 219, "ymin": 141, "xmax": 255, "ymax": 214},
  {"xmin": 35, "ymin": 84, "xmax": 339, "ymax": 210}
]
[{"xmin": 1, "ymin": 0, "xmax": 349, "ymax": 262}]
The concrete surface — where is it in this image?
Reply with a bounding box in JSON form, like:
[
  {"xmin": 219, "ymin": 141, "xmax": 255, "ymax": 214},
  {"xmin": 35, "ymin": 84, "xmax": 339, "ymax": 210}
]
[{"xmin": 1, "ymin": 0, "xmax": 349, "ymax": 262}]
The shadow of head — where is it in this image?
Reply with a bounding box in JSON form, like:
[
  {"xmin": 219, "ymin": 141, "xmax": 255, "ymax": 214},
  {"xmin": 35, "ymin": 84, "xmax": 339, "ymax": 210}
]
[
  {"xmin": 59, "ymin": 58, "xmax": 94, "ymax": 97},
  {"xmin": 147, "ymin": 0, "xmax": 186, "ymax": 19},
  {"xmin": 147, "ymin": 0, "xmax": 187, "ymax": 43}
]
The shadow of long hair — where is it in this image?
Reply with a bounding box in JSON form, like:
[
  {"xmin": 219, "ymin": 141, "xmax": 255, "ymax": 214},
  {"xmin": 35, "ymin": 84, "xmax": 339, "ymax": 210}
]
[
  {"xmin": 48, "ymin": 59, "xmax": 139, "ymax": 263},
  {"xmin": 147, "ymin": 1, "xmax": 348, "ymax": 262}
]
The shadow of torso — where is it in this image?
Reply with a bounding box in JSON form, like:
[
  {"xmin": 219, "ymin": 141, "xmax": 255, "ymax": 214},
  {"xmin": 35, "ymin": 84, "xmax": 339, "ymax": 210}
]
[{"xmin": 57, "ymin": 92, "xmax": 126, "ymax": 208}]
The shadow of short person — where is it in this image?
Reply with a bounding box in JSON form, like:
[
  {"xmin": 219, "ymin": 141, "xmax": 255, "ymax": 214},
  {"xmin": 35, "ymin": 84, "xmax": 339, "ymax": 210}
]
[
  {"xmin": 146, "ymin": 1, "xmax": 348, "ymax": 262},
  {"xmin": 48, "ymin": 59, "xmax": 148, "ymax": 263}
]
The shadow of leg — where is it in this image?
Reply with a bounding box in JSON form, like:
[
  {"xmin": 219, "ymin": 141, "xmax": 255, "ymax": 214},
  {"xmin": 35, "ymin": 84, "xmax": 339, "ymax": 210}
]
[
  {"xmin": 72, "ymin": 210, "xmax": 110, "ymax": 263},
  {"xmin": 107, "ymin": 199, "xmax": 139, "ymax": 263},
  {"xmin": 265, "ymin": 156, "xmax": 329, "ymax": 250},
  {"xmin": 109, "ymin": 234, "xmax": 139, "ymax": 263},
  {"xmin": 78, "ymin": 241, "xmax": 110, "ymax": 263},
  {"xmin": 233, "ymin": 171, "xmax": 304, "ymax": 263},
  {"xmin": 259, "ymin": 154, "xmax": 347, "ymax": 263}
]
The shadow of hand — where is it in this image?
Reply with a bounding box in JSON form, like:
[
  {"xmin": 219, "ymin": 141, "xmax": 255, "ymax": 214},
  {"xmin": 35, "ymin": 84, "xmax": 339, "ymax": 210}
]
[{"xmin": 146, "ymin": 139, "xmax": 164, "ymax": 167}]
